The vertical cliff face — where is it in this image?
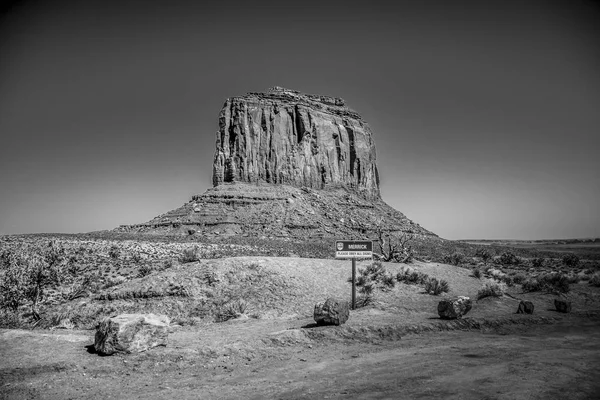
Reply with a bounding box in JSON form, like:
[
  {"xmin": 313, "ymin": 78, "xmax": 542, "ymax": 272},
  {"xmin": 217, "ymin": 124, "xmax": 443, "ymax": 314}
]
[{"xmin": 212, "ymin": 87, "xmax": 381, "ymax": 199}]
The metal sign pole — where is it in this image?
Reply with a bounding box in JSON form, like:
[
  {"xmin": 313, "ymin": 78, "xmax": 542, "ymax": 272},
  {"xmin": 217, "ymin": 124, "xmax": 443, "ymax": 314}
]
[{"xmin": 351, "ymin": 258, "xmax": 356, "ymax": 310}]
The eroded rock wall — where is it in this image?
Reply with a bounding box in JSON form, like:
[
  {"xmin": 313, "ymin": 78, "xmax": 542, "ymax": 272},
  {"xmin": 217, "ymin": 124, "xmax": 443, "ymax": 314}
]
[{"xmin": 212, "ymin": 87, "xmax": 380, "ymax": 199}]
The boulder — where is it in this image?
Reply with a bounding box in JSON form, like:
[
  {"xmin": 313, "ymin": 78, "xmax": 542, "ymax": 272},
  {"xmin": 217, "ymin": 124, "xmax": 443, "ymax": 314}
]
[
  {"xmin": 438, "ymin": 296, "xmax": 473, "ymax": 319},
  {"xmin": 314, "ymin": 298, "xmax": 350, "ymax": 326},
  {"xmin": 94, "ymin": 314, "xmax": 170, "ymax": 355},
  {"xmin": 554, "ymin": 299, "xmax": 572, "ymax": 313},
  {"xmin": 517, "ymin": 300, "xmax": 534, "ymax": 314}
]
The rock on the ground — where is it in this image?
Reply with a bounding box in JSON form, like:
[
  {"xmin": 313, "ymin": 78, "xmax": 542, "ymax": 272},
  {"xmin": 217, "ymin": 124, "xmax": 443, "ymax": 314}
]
[
  {"xmin": 438, "ymin": 296, "xmax": 473, "ymax": 319},
  {"xmin": 212, "ymin": 87, "xmax": 380, "ymax": 199},
  {"xmin": 94, "ymin": 314, "xmax": 170, "ymax": 355},
  {"xmin": 554, "ymin": 299, "xmax": 572, "ymax": 313},
  {"xmin": 314, "ymin": 297, "xmax": 350, "ymax": 326},
  {"xmin": 517, "ymin": 300, "xmax": 534, "ymax": 314}
]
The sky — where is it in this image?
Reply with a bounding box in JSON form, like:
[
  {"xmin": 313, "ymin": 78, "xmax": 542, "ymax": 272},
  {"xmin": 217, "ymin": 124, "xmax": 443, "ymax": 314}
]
[{"xmin": 1, "ymin": 0, "xmax": 599, "ymax": 240}]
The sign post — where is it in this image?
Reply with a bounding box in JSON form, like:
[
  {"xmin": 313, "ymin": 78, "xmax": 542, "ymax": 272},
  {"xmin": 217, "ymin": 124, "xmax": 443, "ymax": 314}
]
[{"xmin": 335, "ymin": 240, "xmax": 373, "ymax": 310}]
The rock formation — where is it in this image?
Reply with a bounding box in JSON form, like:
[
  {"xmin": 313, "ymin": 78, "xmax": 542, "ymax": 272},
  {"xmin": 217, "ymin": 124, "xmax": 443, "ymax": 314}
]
[
  {"xmin": 212, "ymin": 87, "xmax": 380, "ymax": 199},
  {"xmin": 117, "ymin": 87, "xmax": 440, "ymax": 242}
]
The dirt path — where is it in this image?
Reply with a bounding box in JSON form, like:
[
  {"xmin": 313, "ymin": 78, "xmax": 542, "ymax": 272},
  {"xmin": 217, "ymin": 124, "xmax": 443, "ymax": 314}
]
[{"xmin": 2, "ymin": 315, "xmax": 600, "ymax": 400}]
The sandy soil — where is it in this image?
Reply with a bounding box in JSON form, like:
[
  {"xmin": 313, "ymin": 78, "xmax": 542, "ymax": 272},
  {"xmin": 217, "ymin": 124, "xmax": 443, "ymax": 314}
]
[
  {"xmin": 2, "ymin": 312, "xmax": 600, "ymax": 399},
  {"xmin": 2, "ymin": 257, "xmax": 600, "ymax": 399}
]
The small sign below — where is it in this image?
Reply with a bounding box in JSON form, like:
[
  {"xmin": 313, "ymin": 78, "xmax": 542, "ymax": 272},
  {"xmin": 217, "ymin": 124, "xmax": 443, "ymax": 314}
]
[{"xmin": 335, "ymin": 240, "xmax": 373, "ymax": 259}]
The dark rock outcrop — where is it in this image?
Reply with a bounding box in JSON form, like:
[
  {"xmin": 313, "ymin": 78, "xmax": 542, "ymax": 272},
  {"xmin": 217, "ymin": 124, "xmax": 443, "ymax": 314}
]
[
  {"xmin": 517, "ymin": 300, "xmax": 534, "ymax": 314},
  {"xmin": 438, "ymin": 296, "xmax": 473, "ymax": 319},
  {"xmin": 314, "ymin": 297, "xmax": 350, "ymax": 326},
  {"xmin": 213, "ymin": 87, "xmax": 380, "ymax": 200},
  {"xmin": 94, "ymin": 314, "xmax": 169, "ymax": 355}
]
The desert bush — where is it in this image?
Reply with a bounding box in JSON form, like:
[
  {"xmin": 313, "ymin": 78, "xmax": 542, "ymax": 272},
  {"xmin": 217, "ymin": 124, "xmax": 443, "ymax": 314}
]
[
  {"xmin": 354, "ymin": 261, "xmax": 396, "ymax": 292},
  {"xmin": 108, "ymin": 245, "xmax": 120, "ymax": 259},
  {"xmin": 137, "ymin": 264, "xmax": 153, "ymax": 278},
  {"xmin": 0, "ymin": 309, "xmax": 24, "ymax": 329},
  {"xmin": 522, "ymin": 273, "xmax": 570, "ymax": 293},
  {"xmin": 355, "ymin": 294, "xmax": 374, "ymax": 308},
  {"xmin": 472, "ymin": 267, "xmax": 482, "ymax": 279},
  {"xmin": 181, "ymin": 246, "xmax": 201, "ymax": 263},
  {"xmin": 162, "ymin": 259, "xmax": 175, "ymax": 270},
  {"xmin": 531, "ymin": 257, "xmax": 545, "ymax": 268},
  {"xmin": 474, "ymin": 248, "xmax": 492, "ymax": 263},
  {"xmin": 443, "ymin": 252, "xmax": 465, "ymax": 266},
  {"xmin": 562, "ymin": 253, "xmax": 580, "ymax": 267},
  {"xmin": 215, "ymin": 299, "xmax": 248, "ymax": 322},
  {"xmin": 424, "ymin": 277, "xmax": 449, "ymax": 295},
  {"xmin": 396, "ymin": 267, "xmax": 428, "ymax": 285},
  {"xmin": 131, "ymin": 253, "xmax": 142, "ymax": 263},
  {"xmin": 542, "ymin": 272, "xmax": 570, "ymax": 293},
  {"xmin": 522, "ymin": 278, "xmax": 542, "ymax": 292},
  {"xmin": 0, "ymin": 244, "xmax": 65, "ymax": 319},
  {"xmin": 499, "ymin": 251, "xmax": 519, "ymax": 265},
  {"xmin": 511, "ymin": 273, "xmax": 526, "ymax": 285},
  {"xmin": 477, "ymin": 281, "xmax": 506, "ymax": 299},
  {"xmin": 590, "ymin": 273, "xmax": 600, "ymax": 287}
]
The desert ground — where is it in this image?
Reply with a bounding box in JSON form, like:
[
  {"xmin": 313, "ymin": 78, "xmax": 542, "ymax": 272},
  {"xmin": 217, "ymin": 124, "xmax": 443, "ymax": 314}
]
[{"xmin": 1, "ymin": 236, "xmax": 600, "ymax": 399}]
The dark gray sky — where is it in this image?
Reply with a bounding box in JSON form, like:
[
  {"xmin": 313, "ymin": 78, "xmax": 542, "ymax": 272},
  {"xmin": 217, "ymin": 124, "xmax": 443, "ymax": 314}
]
[{"xmin": 1, "ymin": 0, "xmax": 599, "ymax": 239}]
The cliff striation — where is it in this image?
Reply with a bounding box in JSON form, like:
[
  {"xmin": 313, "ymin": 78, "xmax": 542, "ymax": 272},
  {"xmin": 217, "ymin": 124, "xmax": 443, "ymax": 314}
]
[{"xmin": 212, "ymin": 87, "xmax": 380, "ymax": 199}]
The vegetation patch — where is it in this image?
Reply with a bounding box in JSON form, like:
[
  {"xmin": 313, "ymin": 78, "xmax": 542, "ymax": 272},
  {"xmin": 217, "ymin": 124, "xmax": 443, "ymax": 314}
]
[
  {"xmin": 424, "ymin": 277, "xmax": 449, "ymax": 295},
  {"xmin": 477, "ymin": 281, "xmax": 506, "ymax": 300}
]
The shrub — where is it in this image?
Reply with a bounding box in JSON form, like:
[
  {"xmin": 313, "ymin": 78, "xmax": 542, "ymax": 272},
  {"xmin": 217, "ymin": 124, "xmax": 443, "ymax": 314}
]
[
  {"xmin": 522, "ymin": 278, "xmax": 543, "ymax": 292},
  {"xmin": 562, "ymin": 253, "xmax": 580, "ymax": 267},
  {"xmin": 473, "ymin": 268, "xmax": 482, "ymax": 279},
  {"xmin": 499, "ymin": 252, "xmax": 519, "ymax": 265},
  {"xmin": 355, "ymin": 294, "xmax": 374, "ymax": 308},
  {"xmin": 424, "ymin": 277, "xmax": 449, "ymax": 295},
  {"xmin": 131, "ymin": 253, "xmax": 142, "ymax": 263},
  {"xmin": 443, "ymin": 252, "xmax": 465, "ymax": 266},
  {"xmin": 477, "ymin": 281, "xmax": 506, "ymax": 299},
  {"xmin": 215, "ymin": 299, "xmax": 248, "ymax": 322},
  {"xmin": 181, "ymin": 246, "xmax": 201, "ymax": 263},
  {"xmin": 500, "ymin": 275, "xmax": 514, "ymax": 287},
  {"xmin": 108, "ymin": 245, "xmax": 120, "ymax": 259},
  {"xmin": 354, "ymin": 261, "xmax": 396, "ymax": 291},
  {"xmin": 396, "ymin": 267, "xmax": 428, "ymax": 285},
  {"xmin": 522, "ymin": 273, "xmax": 570, "ymax": 293},
  {"xmin": 137, "ymin": 264, "xmax": 153, "ymax": 278},
  {"xmin": 590, "ymin": 273, "xmax": 600, "ymax": 287},
  {"xmin": 475, "ymin": 248, "xmax": 492, "ymax": 263},
  {"xmin": 531, "ymin": 257, "xmax": 545, "ymax": 268},
  {"xmin": 512, "ymin": 273, "xmax": 526, "ymax": 285},
  {"xmin": 542, "ymin": 273, "xmax": 570, "ymax": 293}
]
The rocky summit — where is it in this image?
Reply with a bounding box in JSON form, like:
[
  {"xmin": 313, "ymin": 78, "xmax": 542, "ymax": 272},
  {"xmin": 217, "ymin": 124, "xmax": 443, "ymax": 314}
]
[{"xmin": 117, "ymin": 87, "xmax": 439, "ymax": 241}]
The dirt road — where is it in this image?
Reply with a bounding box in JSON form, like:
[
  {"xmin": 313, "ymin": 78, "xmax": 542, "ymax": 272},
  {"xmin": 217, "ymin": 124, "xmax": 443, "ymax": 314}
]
[{"xmin": 2, "ymin": 315, "xmax": 600, "ymax": 399}]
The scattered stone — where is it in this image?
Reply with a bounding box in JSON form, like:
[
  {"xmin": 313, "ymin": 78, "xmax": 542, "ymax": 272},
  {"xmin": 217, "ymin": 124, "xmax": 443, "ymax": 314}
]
[
  {"xmin": 438, "ymin": 296, "xmax": 473, "ymax": 319},
  {"xmin": 517, "ymin": 300, "xmax": 534, "ymax": 314},
  {"xmin": 314, "ymin": 298, "xmax": 350, "ymax": 326},
  {"xmin": 94, "ymin": 314, "xmax": 170, "ymax": 355},
  {"xmin": 554, "ymin": 299, "xmax": 572, "ymax": 313}
]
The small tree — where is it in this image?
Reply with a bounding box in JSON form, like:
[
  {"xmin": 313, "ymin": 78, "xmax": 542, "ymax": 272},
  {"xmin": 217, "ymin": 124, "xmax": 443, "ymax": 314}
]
[
  {"xmin": 374, "ymin": 219, "xmax": 414, "ymax": 263},
  {"xmin": 0, "ymin": 242, "xmax": 65, "ymax": 320}
]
